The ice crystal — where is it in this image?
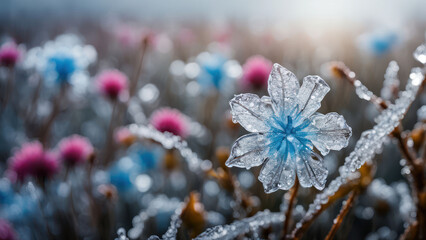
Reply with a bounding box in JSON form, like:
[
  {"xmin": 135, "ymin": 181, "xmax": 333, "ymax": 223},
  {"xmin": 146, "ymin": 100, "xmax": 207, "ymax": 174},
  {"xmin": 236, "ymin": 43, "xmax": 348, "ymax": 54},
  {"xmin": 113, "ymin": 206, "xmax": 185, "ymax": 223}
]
[
  {"xmin": 381, "ymin": 61, "xmax": 400, "ymax": 100},
  {"xmin": 194, "ymin": 210, "xmax": 284, "ymax": 240},
  {"xmin": 301, "ymin": 66, "xmax": 424, "ymax": 224},
  {"xmin": 128, "ymin": 124, "xmax": 206, "ymax": 172},
  {"xmin": 227, "ymin": 64, "xmax": 352, "ymax": 193},
  {"xmin": 414, "ymin": 43, "xmax": 426, "ymax": 64},
  {"xmin": 418, "ymin": 105, "xmax": 426, "ymax": 121},
  {"xmin": 161, "ymin": 204, "xmax": 184, "ymax": 240}
]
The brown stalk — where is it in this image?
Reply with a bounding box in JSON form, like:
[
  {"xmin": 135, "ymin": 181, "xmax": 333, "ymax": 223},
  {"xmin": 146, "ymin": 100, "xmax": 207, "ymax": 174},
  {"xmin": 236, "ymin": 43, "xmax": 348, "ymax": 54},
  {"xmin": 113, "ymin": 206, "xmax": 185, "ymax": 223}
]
[
  {"xmin": 282, "ymin": 180, "xmax": 299, "ymax": 240},
  {"xmin": 324, "ymin": 189, "xmax": 359, "ymax": 240}
]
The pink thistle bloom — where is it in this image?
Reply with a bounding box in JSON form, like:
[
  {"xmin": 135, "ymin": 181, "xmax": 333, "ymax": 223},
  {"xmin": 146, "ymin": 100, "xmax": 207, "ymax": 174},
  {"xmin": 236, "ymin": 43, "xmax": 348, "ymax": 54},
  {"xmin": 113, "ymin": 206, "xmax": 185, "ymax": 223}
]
[
  {"xmin": 241, "ymin": 55, "xmax": 272, "ymax": 90},
  {"xmin": 0, "ymin": 219, "xmax": 17, "ymax": 240},
  {"xmin": 0, "ymin": 42, "xmax": 20, "ymax": 68},
  {"xmin": 8, "ymin": 141, "xmax": 59, "ymax": 182},
  {"xmin": 96, "ymin": 70, "xmax": 128, "ymax": 100},
  {"xmin": 58, "ymin": 135, "xmax": 93, "ymax": 167},
  {"xmin": 150, "ymin": 108, "xmax": 188, "ymax": 138}
]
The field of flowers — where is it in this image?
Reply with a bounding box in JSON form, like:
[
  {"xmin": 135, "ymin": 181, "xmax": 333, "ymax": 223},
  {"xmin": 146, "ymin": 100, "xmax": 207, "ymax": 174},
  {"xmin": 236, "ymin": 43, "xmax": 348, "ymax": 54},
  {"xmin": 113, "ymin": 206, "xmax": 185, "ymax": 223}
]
[{"xmin": 0, "ymin": 2, "xmax": 425, "ymax": 240}]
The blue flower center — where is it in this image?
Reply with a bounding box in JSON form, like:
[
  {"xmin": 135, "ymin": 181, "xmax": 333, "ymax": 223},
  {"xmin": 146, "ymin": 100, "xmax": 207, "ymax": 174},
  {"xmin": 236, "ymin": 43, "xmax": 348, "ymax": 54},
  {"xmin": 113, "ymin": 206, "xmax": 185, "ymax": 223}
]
[{"xmin": 266, "ymin": 110, "xmax": 314, "ymax": 160}]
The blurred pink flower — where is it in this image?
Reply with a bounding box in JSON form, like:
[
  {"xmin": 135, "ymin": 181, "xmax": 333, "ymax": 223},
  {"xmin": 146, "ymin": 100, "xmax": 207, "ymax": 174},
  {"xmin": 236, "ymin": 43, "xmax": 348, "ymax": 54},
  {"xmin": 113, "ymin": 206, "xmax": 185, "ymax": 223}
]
[
  {"xmin": 241, "ymin": 55, "xmax": 272, "ymax": 90},
  {"xmin": 150, "ymin": 108, "xmax": 188, "ymax": 138},
  {"xmin": 96, "ymin": 69, "xmax": 128, "ymax": 100},
  {"xmin": 58, "ymin": 135, "xmax": 93, "ymax": 166},
  {"xmin": 8, "ymin": 141, "xmax": 59, "ymax": 182},
  {"xmin": 0, "ymin": 219, "xmax": 17, "ymax": 240},
  {"xmin": 0, "ymin": 42, "xmax": 20, "ymax": 67}
]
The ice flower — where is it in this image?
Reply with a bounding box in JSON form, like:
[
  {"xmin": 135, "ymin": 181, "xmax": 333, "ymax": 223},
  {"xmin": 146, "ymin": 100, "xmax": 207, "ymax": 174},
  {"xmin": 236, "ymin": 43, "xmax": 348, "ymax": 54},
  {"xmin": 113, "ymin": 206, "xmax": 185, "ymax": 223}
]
[
  {"xmin": 8, "ymin": 141, "xmax": 59, "ymax": 182},
  {"xmin": 0, "ymin": 219, "xmax": 17, "ymax": 240},
  {"xmin": 58, "ymin": 135, "xmax": 93, "ymax": 167},
  {"xmin": 150, "ymin": 108, "xmax": 188, "ymax": 138},
  {"xmin": 24, "ymin": 34, "xmax": 96, "ymax": 89},
  {"xmin": 96, "ymin": 69, "xmax": 129, "ymax": 100},
  {"xmin": 241, "ymin": 55, "xmax": 272, "ymax": 90},
  {"xmin": 226, "ymin": 64, "xmax": 351, "ymax": 193},
  {"xmin": 0, "ymin": 41, "xmax": 21, "ymax": 68}
]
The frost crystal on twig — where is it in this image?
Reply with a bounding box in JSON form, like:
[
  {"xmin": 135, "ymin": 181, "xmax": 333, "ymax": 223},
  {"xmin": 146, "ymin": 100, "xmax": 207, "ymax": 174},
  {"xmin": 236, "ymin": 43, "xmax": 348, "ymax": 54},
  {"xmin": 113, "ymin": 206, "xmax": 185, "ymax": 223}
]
[
  {"xmin": 381, "ymin": 61, "xmax": 400, "ymax": 101},
  {"xmin": 227, "ymin": 63, "xmax": 351, "ymax": 193},
  {"xmin": 194, "ymin": 210, "xmax": 284, "ymax": 240},
  {"xmin": 302, "ymin": 66, "xmax": 424, "ymax": 223},
  {"xmin": 161, "ymin": 204, "xmax": 184, "ymax": 240},
  {"xmin": 128, "ymin": 124, "xmax": 207, "ymax": 172}
]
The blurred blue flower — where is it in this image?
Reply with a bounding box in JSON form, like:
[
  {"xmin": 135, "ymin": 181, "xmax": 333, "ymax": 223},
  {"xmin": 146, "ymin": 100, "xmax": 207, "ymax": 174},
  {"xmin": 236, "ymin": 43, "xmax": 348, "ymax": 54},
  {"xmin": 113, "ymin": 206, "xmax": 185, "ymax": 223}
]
[
  {"xmin": 196, "ymin": 52, "xmax": 240, "ymax": 91},
  {"xmin": 358, "ymin": 30, "xmax": 399, "ymax": 55},
  {"xmin": 109, "ymin": 157, "xmax": 140, "ymax": 193},
  {"xmin": 128, "ymin": 145, "xmax": 163, "ymax": 171},
  {"xmin": 46, "ymin": 53, "xmax": 77, "ymax": 83},
  {"xmin": 24, "ymin": 34, "xmax": 96, "ymax": 91}
]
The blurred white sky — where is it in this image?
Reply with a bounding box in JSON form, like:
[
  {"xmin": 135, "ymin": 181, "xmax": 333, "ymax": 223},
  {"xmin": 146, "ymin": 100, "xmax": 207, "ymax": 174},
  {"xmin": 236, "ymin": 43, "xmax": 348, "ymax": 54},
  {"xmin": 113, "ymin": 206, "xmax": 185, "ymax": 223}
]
[{"xmin": 2, "ymin": 0, "xmax": 426, "ymax": 28}]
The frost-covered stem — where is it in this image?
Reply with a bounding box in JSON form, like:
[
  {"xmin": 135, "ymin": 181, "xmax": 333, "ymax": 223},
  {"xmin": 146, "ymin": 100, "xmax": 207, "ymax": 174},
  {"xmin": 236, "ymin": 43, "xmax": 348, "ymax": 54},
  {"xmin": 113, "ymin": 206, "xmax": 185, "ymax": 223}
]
[
  {"xmin": 331, "ymin": 62, "xmax": 388, "ymax": 110},
  {"xmin": 400, "ymin": 221, "xmax": 419, "ymax": 240},
  {"xmin": 324, "ymin": 190, "xmax": 358, "ymax": 240},
  {"xmin": 162, "ymin": 204, "xmax": 184, "ymax": 240},
  {"xmin": 291, "ymin": 183, "xmax": 354, "ymax": 239},
  {"xmin": 282, "ymin": 180, "xmax": 299, "ymax": 240}
]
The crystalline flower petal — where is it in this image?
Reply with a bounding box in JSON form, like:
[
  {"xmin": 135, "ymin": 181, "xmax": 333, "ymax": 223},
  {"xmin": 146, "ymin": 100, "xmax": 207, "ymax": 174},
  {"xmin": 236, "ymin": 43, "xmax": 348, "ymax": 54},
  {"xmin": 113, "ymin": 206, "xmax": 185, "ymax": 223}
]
[
  {"xmin": 296, "ymin": 75, "xmax": 330, "ymax": 120},
  {"xmin": 296, "ymin": 151, "xmax": 328, "ymax": 190},
  {"xmin": 229, "ymin": 93, "xmax": 274, "ymax": 132},
  {"xmin": 258, "ymin": 145, "xmax": 296, "ymax": 193},
  {"xmin": 306, "ymin": 113, "xmax": 352, "ymax": 155},
  {"xmin": 226, "ymin": 133, "xmax": 269, "ymax": 169},
  {"xmin": 267, "ymin": 64, "xmax": 300, "ymax": 113}
]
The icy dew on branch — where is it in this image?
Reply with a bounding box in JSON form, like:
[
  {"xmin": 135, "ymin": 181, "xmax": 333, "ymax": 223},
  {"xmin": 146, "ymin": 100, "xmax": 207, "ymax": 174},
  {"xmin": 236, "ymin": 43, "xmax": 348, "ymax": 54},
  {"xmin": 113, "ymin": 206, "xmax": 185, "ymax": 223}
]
[
  {"xmin": 128, "ymin": 124, "xmax": 208, "ymax": 173},
  {"xmin": 226, "ymin": 64, "xmax": 352, "ymax": 193},
  {"xmin": 301, "ymin": 64, "xmax": 425, "ymax": 224}
]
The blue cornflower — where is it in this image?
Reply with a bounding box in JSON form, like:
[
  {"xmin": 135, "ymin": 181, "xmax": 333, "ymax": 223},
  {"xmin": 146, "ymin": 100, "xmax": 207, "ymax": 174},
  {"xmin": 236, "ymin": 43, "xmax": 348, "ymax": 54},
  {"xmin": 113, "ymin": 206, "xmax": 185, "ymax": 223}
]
[
  {"xmin": 196, "ymin": 52, "xmax": 238, "ymax": 91},
  {"xmin": 24, "ymin": 34, "xmax": 96, "ymax": 91},
  {"xmin": 226, "ymin": 64, "xmax": 352, "ymax": 193},
  {"xmin": 358, "ymin": 30, "xmax": 398, "ymax": 56},
  {"xmin": 46, "ymin": 53, "xmax": 77, "ymax": 83}
]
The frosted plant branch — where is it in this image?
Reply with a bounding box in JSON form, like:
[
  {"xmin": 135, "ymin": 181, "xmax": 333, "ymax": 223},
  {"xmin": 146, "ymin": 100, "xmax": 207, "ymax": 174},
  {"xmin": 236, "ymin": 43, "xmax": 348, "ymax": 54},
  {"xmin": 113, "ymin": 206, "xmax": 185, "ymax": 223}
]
[
  {"xmin": 160, "ymin": 204, "xmax": 184, "ymax": 240},
  {"xmin": 330, "ymin": 62, "xmax": 388, "ymax": 109},
  {"xmin": 381, "ymin": 61, "xmax": 400, "ymax": 101},
  {"xmin": 128, "ymin": 124, "xmax": 208, "ymax": 172},
  {"xmin": 292, "ymin": 66, "xmax": 424, "ymax": 238},
  {"xmin": 194, "ymin": 210, "xmax": 284, "ymax": 240}
]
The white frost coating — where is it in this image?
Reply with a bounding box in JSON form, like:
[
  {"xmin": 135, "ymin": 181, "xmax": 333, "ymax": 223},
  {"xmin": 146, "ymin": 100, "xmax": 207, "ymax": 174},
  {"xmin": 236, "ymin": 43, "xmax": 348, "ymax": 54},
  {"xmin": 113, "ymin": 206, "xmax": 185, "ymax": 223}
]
[
  {"xmin": 161, "ymin": 204, "xmax": 184, "ymax": 240},
  {"xmin": 417, "ymin": 105, "xmax": 426, "ymax": 121},
  {"xmin": 354, "ymin": 80, "xmax": 374, "ymax": 101},
  {"xmin": 414, "ymin": 44, "xmax": 426, "ymax": 64},
  {"xmin": 127, "ymin": 195, "xmax": 181, "ymax": 239},
  {"xmin": 381, "ymin": 61, "xmax": 400, "ymax": 100},
  {"xmin": 302, "ymin": 67, "xmax": 424, "ymax": 223},
  {"xmin": 128, "ymin": 124, "xmax": 206, "ymax": 172},
  {"xmin": 194, "ymin": 210, "xmax": 284, "ymax": 240}
]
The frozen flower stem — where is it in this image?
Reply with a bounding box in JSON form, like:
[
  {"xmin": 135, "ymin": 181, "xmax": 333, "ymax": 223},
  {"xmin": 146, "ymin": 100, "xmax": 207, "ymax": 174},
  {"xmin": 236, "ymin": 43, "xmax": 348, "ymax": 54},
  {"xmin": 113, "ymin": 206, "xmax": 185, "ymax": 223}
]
[
  {"xmin": 282, "ymin": 180, "xmax": 299, "ymax": 239},
  {"xmin": 227, "ymin": 63, "xmax": 351, "ymax": 193},
  {"xmin": 0, "ymin": 66, "xmax": 15, "ymax": 113},
  {"xmin": 324, "ymin": 189, "xmax": 359, "ymax": 240},
  {"xmin": 328, "ymin": 61, "xmax": 426, "ymax": 239}
]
